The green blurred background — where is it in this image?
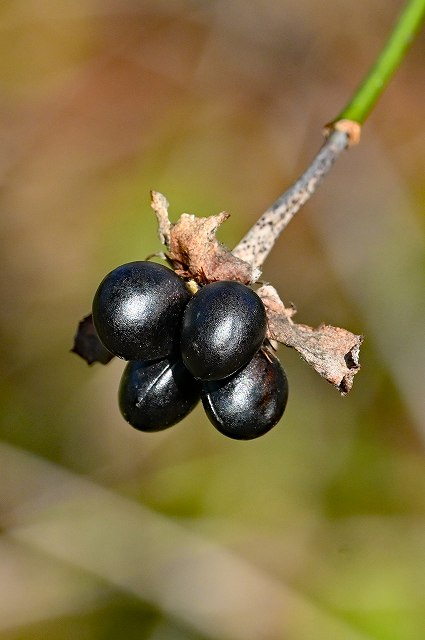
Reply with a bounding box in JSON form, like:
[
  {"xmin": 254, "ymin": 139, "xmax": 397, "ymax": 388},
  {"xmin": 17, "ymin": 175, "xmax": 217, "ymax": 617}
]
[{"xmin": 1, "ymin": 1, "xmax": 425, "ymax": 639}]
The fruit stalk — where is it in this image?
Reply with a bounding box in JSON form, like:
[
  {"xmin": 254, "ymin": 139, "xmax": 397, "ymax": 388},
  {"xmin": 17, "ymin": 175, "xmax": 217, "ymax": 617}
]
[{"xmin": 231, "ymin": 129, "xmax": 348, "ymax": 269}]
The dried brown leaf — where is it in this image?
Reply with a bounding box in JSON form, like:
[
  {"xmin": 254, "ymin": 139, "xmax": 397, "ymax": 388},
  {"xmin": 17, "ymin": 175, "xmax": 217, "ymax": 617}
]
[
  {"xmin": 151, "ymin": 190, "xmax": 172, "ymax": 248},
  {"xmin": 258, "ymin": 285, "xmax": 362, "ymax": 394},
  {"xmin": 168, "ymin": 212, "xmax": 259, "ymax": 283},
  {"xmin": 150, "ymin": 191, "xmax": 260, "ymax": 284}
]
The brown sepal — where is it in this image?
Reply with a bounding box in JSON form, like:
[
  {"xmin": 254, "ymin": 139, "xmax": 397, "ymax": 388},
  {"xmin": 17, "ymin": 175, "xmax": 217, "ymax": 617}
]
[
  {"xmin": 258, "ymin": 285, "xmax": 362, "ymax": 395},
  {"xmin": 150, "ymin": 191, "xmax": 259, "ymax": 284},
  {"xmin": 71, "ymin": 314, "xmax": 114, "ymax": 366}
]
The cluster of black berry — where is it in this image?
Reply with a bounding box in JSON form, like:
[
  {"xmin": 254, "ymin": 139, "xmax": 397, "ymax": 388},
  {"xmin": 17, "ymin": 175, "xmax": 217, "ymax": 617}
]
[{"xmin": 92, "ymin": 261, "xmax": 288, "ymax": 440}]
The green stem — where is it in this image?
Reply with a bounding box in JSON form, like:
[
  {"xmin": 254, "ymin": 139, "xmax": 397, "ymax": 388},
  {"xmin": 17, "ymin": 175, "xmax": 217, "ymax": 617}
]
[{"xmin": 337, "ymin": 0, "xmax": 425, "ymax": 124}]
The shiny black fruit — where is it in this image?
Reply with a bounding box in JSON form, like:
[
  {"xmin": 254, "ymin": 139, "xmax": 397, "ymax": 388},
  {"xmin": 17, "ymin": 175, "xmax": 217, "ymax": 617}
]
[
  {"xmin": 202, "ymin": 349, "xmax": 288, "ymax": 440},
  {"xmin": 180, "ymin": 280, "xmax": 267, "ymax": 381},
  {"xmin": 119, "ymin": 357, "xmax": 201, "ymax": 432},
  {"xmin": 92, "ymin": 261, "xmax": 191, "ymax": 361}
]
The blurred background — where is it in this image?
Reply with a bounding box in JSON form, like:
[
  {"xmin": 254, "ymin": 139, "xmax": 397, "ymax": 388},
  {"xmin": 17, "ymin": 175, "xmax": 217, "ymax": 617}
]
[{"xmin": 1, "ymin": 1, "xmax": 424, "ymax": 638}]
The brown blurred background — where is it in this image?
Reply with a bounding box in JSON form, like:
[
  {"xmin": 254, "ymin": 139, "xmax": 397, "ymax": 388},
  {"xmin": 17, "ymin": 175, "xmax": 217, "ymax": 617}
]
[{"xmin": 0, "ymin": 1, "xmax": 425, "ymax": 639}]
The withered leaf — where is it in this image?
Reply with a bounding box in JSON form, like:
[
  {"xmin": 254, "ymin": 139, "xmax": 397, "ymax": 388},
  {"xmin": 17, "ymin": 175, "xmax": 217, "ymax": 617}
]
[
  {"xmin": 258, "ymin": 285, "xmax": 362, "ymax": 394},
  {"xmin": 150, "ymin": 192, "xmax": 260, "ymax": 284},
  {"xmin": 150, "ymin": 190, "xmax": 172, "ymax": 248}
]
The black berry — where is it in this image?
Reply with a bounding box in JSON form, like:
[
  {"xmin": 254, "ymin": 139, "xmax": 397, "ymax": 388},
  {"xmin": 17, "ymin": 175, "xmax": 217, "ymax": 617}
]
[
  {"xmin": 202, "ymin": 349, "xmax": 288, "ymax": 439},
  {"xmin": 180, "ymin": 280, "xmax": 267, "ymax": 381},
  {"xmin": 119, "ymin": 357, "xmax": 201, "ymax": 432},
  {"xmin": 92, "ymin": 261, "xmax": 191, "ymax": 361}
]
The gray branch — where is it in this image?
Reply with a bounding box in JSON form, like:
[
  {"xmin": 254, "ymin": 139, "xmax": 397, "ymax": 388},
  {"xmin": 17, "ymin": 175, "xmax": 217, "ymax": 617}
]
[{"xmin": 232, "ymin": 130, "xmax": 349, "ymax": 271}]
